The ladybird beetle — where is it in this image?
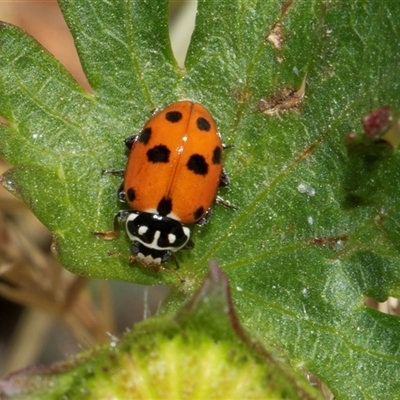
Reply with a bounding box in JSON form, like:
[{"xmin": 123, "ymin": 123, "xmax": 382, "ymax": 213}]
[{"xmin": 94, "ymin": 101, "xmax": 232, "ymax": 271}]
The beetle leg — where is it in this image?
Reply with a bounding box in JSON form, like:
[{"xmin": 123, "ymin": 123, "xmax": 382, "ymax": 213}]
[
  {"xmin": 196, "ymin": 206, "xmax": 213, "ymax": 227},
  {"xmin": 216, "ymin": 196, "xmax": 237, "ymax": 210},
  {"xmin": 219, "ymin": 168, "xmax": 230, "ymax": 187},
  {"xmin": 124, "ymin": 134, "xmax": 138, "ymax": 149},
  {"xmin": 101, "ymin": 169, "xmax": 125, "ymax": 176},
  {"xmin": 93, "ymin": 210, "xmax": 132, "ymax": 240}
]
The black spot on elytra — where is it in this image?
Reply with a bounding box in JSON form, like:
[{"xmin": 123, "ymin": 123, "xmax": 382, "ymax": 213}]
[
  {"xmin": 187, "ymin": 154, "xmax": 209, "ymax": 175},
  {"xmin": 165, "ymin": 111, "xmax": 183, "ymax": 123},
  {"xmin": 127, "ymin": 187, "xmax": 136, "ymax": 202},
  {"xmin": 157, "ymin": 197, "xmax": 173, "ymax": 216},
  {"xmin": 147, "ymin": 145, "xmax": 170, "ymax": 163},
  {"xmin": 139, "ymin": 127, "xmax": 152, "ymax": 145},
  {"xmin": 194, "ymin": 206, "xmax": 205, "ymax": 221},
  {"xmin": 212, "ymin": 146, "xmax": 222, "ymax": 164},
  {"xmin": 197, "ymin": 117, "xmax": 211, "ymax": 132},
  {"xmin": 187, "ymin": 154, "xmax": 208, "ymax": 175}
]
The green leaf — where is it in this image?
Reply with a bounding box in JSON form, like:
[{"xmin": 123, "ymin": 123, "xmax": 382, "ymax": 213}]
[
  {"xmin": 0, "ymin": 1, "xmax": 181, "ymax": 284},
  {"xmin": 0, "ymin": 264, "xmax": 322, "ymax": 400},
  {"xmin": 1, "ymin": 0, "xmax": 400, "ymax": 399}
]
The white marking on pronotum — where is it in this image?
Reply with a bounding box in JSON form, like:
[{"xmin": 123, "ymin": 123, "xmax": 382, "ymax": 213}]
[
  {"xmin": 138, "ymin": 225, "xmax": 148, "ymax": 236},
  {"xmin": 150, "ymin": 231, "xmax": 161, "ymax": 248}
]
